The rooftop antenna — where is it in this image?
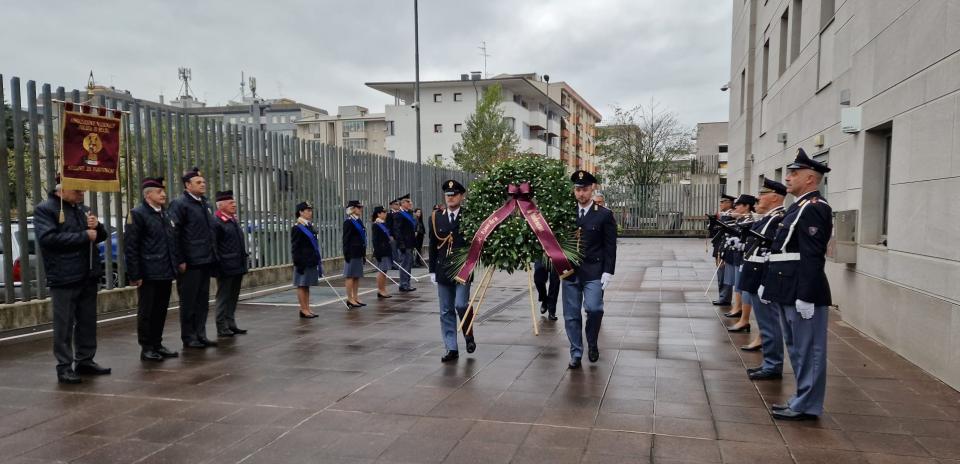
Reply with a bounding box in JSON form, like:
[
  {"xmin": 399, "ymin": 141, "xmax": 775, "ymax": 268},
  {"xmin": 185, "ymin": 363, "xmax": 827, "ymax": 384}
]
[
  {"xmin": 240, "ymin": 71, "xmax": 246, "ymax": 99},
  {"xmin": 478, "ymin": 41, "xmax": 491, "ymax": 78},
  {"xmin": 177, "ymin": 67, "xmax": 193, "ymax": 98},
  {"xmin": 249, "ymin": 76, "xmax": 257, "ymax": 101}
]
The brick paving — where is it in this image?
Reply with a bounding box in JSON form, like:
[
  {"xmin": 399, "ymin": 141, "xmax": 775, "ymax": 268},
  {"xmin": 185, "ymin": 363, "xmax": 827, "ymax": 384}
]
[{"xmin": 0, "ymin": 238, "xmax": 958, "ymax": 463}]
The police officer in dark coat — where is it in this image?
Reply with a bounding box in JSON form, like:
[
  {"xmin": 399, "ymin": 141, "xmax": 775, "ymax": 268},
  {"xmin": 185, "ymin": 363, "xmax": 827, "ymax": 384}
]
[
  {"xmin": 429, "ymin": 179, "xmax": 475, "ymax": 362},
  {"xmin": 740, "ymin": 179, "xmax": 786, "ymax": 379},
  {"xmin": 533, "ymin": 261, "xmax": 560, "ymax": 321},
  {"xmin": 370, "ymin": 206, "xmax": 393, "ymax": 299},
  {"xmin": 392, "ymin": 193, "xmax": 418, "ymax": 292},
  {"xmin": 168, "ymin": 167, "xmax": 218, "ymax": 349},
  {"xmin": 213, "ymin": 190, "xmax": 249, "ymax": 337},
  {"xmin": 562, "ymin": 170, "xmax": 617, "ymax": 369},
  {"xmin": 34, "ymin": 181, "xmax": 110, "ymax": 383},
  {"xmin": 125, "ymin": 177, "xmax": 180, "ymax": 362},
  {"xmin": 759, "ymin": 149, "xmax": 833, "ymax": 421},
  {"xmin": 712, "ymin": 194, "xmax": 736, "ymax": 306}
]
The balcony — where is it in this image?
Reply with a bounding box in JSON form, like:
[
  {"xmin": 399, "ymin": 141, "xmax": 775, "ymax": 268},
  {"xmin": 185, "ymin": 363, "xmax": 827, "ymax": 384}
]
[
  {"xmin": 561, "ymin": 128, "xmax": 570, "ymax": 139},
  {"xmin": 528, "ymin": 111, "xmax": 547, "ymax": 130}
]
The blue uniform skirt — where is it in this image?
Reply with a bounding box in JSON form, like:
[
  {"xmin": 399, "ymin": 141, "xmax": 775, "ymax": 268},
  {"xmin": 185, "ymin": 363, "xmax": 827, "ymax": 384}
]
[
  {"xmin": 722, "ymin": 262, "xmax": 738, "ymax": 287},
  {"xmin": 293, "ymin": 266, "xmax": 320, "ymax": 287},
  {"xmin": 343, "ymin": 257, "xmax": 364, "ymax": 278}
]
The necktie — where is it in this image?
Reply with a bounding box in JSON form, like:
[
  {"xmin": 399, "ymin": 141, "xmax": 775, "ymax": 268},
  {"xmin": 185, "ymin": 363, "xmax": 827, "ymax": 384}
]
[
  {"xmin": 579, "ymin": 209, "xmax": 585, "ymax": 219},
  {"xmin": 450, "ymin": 212, "xmax": 455, "ymax": 223}
]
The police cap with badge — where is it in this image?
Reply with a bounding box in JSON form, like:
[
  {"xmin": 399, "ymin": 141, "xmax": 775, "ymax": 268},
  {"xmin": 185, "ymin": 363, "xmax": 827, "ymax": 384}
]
[
  {"xmin": 787, "ymin": 148, "xmax": 831, "ymax": 173},
  {"xmin": 570, "ymin": 170, "xmax": 598, "ymax": 187},
  {"xmin": 760, "ymin": 178, "xmax": 787, "ymax": 196},
  {"xmin": 442, "ymin": 179, "xmax": 466, "ymax": 196}
]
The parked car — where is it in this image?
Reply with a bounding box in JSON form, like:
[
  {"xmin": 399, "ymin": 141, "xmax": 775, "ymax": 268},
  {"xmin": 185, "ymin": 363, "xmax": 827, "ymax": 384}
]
[
  {"xmin": 0, "ymin": 218, "xmax": 39, "ymax": 300},
  {"xmin": 98, "ymin": 229, "xmax": 124, "ymax": 288}
]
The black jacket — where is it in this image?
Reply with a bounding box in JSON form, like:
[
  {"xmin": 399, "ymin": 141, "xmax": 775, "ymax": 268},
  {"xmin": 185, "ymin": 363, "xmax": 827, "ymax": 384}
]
[
  {"xmin": 291, "ymin": 222, "xmax": 321, "ymax": 272},
  {"xmin": 371, "ymin": 221, "xmax": 393, "ymax": 259},
  {"xmin": 761, "ymin": 191, "xmax": 833, "ymax": 305},
  {"xmin": 737, "ymin": 207, "xmax": 785, "ymax": 294},
  {"xmin": 573, "ymin": 203, "xmax": 617, "ymax": 282},
  {"xmin": 124, "ymin": 201, "xmax": 179, "ymax": 281},
  {"xmin": 213, "ymin": 212, "xmax": 248, "ymax": 277},
  {"xmin": 168, "ymin": 191, "xmax": 217, "ymax": 267},
  {"xmin": 391, "ymin": 209, "xmax": 418, "ymax": 249},
  {"xmin": 428, "ymin": 208, "xmax": 468, "ymax": 285},
  {"xmin": 34, "ymin": 192, "xmax": 108, "ymax": 287},
  {"xmin": 342, "ymin": 218, "xmax": 367, "ymax": 260}
]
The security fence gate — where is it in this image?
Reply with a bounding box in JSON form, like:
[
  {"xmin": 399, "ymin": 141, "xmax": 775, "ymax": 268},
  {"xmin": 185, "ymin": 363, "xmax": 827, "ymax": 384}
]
[
  {"xmin": 603, "ymin": 183, "xmax": 726, "ymax": 232},
  {"xmin": 0, "ymin": 74, "xmax": 472, "ymax": 304}
]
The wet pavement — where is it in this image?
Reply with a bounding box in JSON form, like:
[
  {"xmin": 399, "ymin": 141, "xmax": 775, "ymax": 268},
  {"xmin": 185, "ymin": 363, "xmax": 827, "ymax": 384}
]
[{"xmin": 0, "ymin": 238, "xmax": 958, "ymax": 463}]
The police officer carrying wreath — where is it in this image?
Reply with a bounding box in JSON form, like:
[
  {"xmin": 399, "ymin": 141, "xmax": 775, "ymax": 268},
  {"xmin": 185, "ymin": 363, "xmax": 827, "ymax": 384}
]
[
  {"xmin": 429, "ymin": 180, "xmax": 475, "ymax": 362},
  {"xmin": 759, "ymin": 149, "xmax": 833, "ymax": 420},
  {"xmin": 125, "ymin": 177, "xmax": 180, "ymax": 362},
  {"xmin": 169, "ymin": 167, "xmax": 219, "ymax": 349},
  {"xmin": 563, "ymin": 170, "xmax": 617, "ymax": 369},
  {"xmin": 35, "ymin": 179, "xmax": 111, "ymax": 383}
]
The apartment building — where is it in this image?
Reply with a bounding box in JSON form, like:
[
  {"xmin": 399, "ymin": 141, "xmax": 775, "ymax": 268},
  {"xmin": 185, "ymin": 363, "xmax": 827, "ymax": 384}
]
[
  {"xmin": 366, "ymin": 72, "xmax": 568, "ymax": 165},
  {"xmin": 295, "ymin": 105, "xmax": 388, "ymax": 156},
  {"xmin": 548, "ymin": 83, "xmax": 602, "ymax": 172},
  {"xmin": 692, "ymin": 121, "xmax": 729, "ymax": 184},
  {"xmin": 727, "ymin": 0, "xmax": 960, "ymax": 389}
]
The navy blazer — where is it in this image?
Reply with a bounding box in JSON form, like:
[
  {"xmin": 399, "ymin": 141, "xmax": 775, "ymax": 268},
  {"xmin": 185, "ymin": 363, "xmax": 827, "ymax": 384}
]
[
  {"xmin": 573, "ymin": 203, "xmax": 617, "ymax": 282},
  {"xmin": 761, "ymin": 191, "xmax": 833, "ymax": 305},
  {"xmin": 737, "ymin": 207, "xmax": 785, "ymax": 294},
  {"xmin": 428, "ymin": 208, "xmax": 468, "ymax": 285}
]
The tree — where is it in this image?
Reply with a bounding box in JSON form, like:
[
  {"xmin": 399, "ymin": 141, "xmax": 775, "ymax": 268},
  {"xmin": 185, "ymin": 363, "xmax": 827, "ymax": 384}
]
[
  {"xmin": 596, "ymin": 102, "xmax": 692, "ymax": 188},
  {"xmin": 3, "ymin": 101, "xmax": 32, "ymax": 206},
  {"xmin": 451, "ymin": 84, "xmax": 519, "ymax": 173}
]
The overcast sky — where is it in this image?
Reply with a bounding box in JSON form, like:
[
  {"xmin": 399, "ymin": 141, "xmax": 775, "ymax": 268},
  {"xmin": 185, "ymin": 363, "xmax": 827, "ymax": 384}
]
[{"xmin": 1, "ymin": 0, "xmax": 731, "ymax": 126}]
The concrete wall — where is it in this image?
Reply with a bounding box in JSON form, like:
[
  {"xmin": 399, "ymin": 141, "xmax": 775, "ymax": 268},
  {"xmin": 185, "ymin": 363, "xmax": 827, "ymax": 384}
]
[
  {"xmin": 727, "ymin": 0, "xmax": 960, "ymax": 390},
  {"xmin": 0, "ymin": 257, "xmax": 345, "ymax": 335}
]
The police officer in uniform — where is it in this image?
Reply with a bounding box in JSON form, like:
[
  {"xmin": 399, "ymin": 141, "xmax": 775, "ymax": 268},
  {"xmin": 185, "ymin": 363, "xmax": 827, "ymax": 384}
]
[
  {"xmin": 724, "ymin": 194, "xmax": 757, "ymax": 333},
  {"xmin": 392, "ymin": 194, "xmax": 418, "ymax": 292},
  {"xmin": 533, "ymin": 261, "xmax": 559, "ymax": 321},
  {"xmin": 739, "ymin": 179, "xmax": 787, "ymax": 379},
  {"xmin": 563, "ymin": 170, "xmax": 617, "ymax": 369},
  {"xmin": 711, "ymin": 194, "xmax": 736, "ymax": 306},
  {"xmin": 35, "ymin": 180, "xmax": 110, "ymax": 383},
  {"xmin": 125, "ymin": 177, "xmax": 180, "ymax": 362},
  {"xmin": 759, "ymin": 149, "xmax": 832, "ymax": 420},
  {"xmin": 169, "ymin": 167, "xmax": 218, "ymax": 349},
  {"xmin": 429, "ymin": 179, "xmax": 476, "ymax": 362}
]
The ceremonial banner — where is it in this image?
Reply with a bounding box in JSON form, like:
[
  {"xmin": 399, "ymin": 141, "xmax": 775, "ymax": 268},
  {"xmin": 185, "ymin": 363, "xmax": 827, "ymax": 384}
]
[{"xmin": 60, "ymin": 105, "xmax": 122, "ymax": 192}]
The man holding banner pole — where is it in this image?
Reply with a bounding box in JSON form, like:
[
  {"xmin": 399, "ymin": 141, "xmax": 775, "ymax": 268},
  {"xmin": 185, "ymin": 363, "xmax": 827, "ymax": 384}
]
[
  {"xmin": 429, "ymin": 179, "xmax": 475, "ymax": 363},
  {"xmin": 562, "ymin": 170, "xmax": 617, "ymax": 369}
]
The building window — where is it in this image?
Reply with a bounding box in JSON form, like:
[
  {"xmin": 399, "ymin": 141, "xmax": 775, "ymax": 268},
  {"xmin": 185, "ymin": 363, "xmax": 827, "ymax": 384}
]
[
  {"xmin": 344, "ymin": 139, "xmax": 367, "ymax": 151},
  {"xmin": 343, "ymin": 120, "xmax": 365, "ymax": 133},
  {"xmin": 387, "ymin": 150, "xmax": 396, "ymax": 158},
  {"xmin": 862, "ymin": 124, "xmax": 892, "ymax": 245},
  {"xmin": 386, "ymin": 121, "xmax": 395, "ymax": 136},
  {"xmin": 503, "ymin": 117, "xmax": 515, "ymax": 130},
  {"xmin": 739, "ymin": 69, "xmax": 746, "ymax": 115},
  {"xmin": 435, "ymin": 154, "xmax": 443, "ymax": 163},
  {"xmin": 230, "ymin": 117, "xmax": 237, "ymax": 124},
  {"xmin": 454, "ymin": 123, "xmax": 463, "ymax": 133},
  {"xmin": 453, "ymin": 92, "xmax": 463, "ymax": 102},
  {"xmin": 820, "ymin": 0, "xmax": 835, "ymax": 28},
  {"xmin": 762, "ymin": 39, "xmax": 770, "ymax": 94},
  {"xmin": 718, "ymin": 144, "xmax": 728, "ymax": 153},
  {"xmin": 737, "ymin": 180, "xmax": 742, "ymax": 195},
  {"xmin": 791, "ymin": 0, "xmax": 803, "ymax": 62},
  {"xmin": 271, "ymin": 116, "xmax": 279, "ymax": 124},
  {"xmin": 433, "ymin": 93, "xmax": 442, "ymax": 103},
  {"xmin": 433, "ymin": 124, "xmax": 443, "ymax": 133},
  {"xmin": 779, "ymin": 9, "xmax": 789, "ymax": 76},
  {"xmin": 774, "ymin": 167, "xmax": 783, "ymax": 182}
]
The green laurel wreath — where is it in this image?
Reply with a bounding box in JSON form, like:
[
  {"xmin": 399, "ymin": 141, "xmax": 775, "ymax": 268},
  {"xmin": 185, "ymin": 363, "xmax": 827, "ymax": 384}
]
[{"xmin": 451, "ymin": 155, "xmax": 582, "ymax": 275}]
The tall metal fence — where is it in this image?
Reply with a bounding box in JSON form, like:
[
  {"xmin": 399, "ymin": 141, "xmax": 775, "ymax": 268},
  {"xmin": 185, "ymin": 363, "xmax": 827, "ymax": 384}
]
[
  {"xmin": 0, "ymin": 74, "xmax": 471, "ymax": 304},
  {"xmin": 602, "ymin": 183, "xmax": 725, "ymax": 231}
]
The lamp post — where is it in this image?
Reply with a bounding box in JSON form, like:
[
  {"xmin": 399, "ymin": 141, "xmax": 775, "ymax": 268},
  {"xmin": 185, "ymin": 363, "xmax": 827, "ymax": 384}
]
[{"xmin": 414, "ymin": 0, "xmax": 423, "ymax": 208}]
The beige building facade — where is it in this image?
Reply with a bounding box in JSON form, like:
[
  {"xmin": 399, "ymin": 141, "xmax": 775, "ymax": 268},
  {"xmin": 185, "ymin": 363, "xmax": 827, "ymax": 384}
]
[
  {"xmin": 693, "ymin": 121, "xmax": 729, "ymax": 185},
  {"xmin": 295, "ymin": 105, "xmax": 388, "ymax": 156},
  {"xmin": 728, "ymin": 0, "xmax": 960, "ymax": 390}
]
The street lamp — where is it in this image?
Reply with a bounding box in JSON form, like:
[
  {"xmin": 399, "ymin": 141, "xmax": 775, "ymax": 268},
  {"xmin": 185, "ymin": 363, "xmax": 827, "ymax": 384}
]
[{"xmin": 413, "ymin": 0, "xmax": 423, "ymax": 209}]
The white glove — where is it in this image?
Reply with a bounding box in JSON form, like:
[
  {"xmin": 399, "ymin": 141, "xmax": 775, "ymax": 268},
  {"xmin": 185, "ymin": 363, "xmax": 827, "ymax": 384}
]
[
  {"xmin": 758, "ymin": 285, "xmax": 770, "ymax": 304},
  {"xmin": 429, "ymin": 273, "xmax": 437, "ymax": 285},
  {"xmin": 601, "ymin": 272, "xmax": 613, "ymax": 290},
  {"xmin": 796, "ymin": 300, "xmax": 815, "ymax": 319}
]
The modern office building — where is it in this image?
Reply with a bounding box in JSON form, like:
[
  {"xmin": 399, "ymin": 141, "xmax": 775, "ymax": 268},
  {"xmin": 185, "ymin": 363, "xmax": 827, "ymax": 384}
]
[{"xmin": 727, "ymin": 0, "xmax": 960, "ymax": 389}]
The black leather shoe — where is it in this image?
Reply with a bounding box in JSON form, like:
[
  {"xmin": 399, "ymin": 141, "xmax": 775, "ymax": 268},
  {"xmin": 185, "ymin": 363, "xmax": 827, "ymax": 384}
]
[
  {"xmin": 771, "ymin": 403, "xmax": 790, "ymax": 411},
  {"xmin": 75, "ymin": 362, "xmax": 111, "ymax": 376},
  {"xmin": 441, "ymin": 350, "xmax": 459, "ymax": 363},
  {"xmin": 772, "ymin": 407, "xmax": 818, "ymax": 421},
  {"xmin": 740, "ymin": 344, "xmax": 762, "ymax": 352},
  {"xmin": 57, "ymin": 370, "xmax": 82, "ymax": 384},
  {"xmin": 156, "ymin": 346, "xmax": 179, "ymax": 358},
  {"xmin": 140, "ymin": 350, "xmax": 164, "ymax": 362},
  {"xmin": 713, "ymin": 300, "xmax": 731, "ymax": 306},
  {"xmin": 746, "ymin": 366, "xmax": 763, "ymax": 374},
  {"xmin": 217, "ymin": 331, "xmax": 235, "ymax": 337},
  {"xmin": 749, "ymin": 370, "xmax": 783, "ymax": 381},
  {"xmin": 184, "ymin": 340, "xmax": 206, "ymax": 349},
  {"xmin": 199, "ymin": 339, "xmax": 218, "ymax": 347},
  {"xmin": 346, "ymin": 302, "xmax": 362, "ymax": 308},
  {"xmin": 377, "ymin": 293, "xmax": 392, "ymax": 299},
  {"xmin": 230, "ymin": 328, "xmax": 247, "ymax": 335},
  {"xmin": 540, "ymin": 303, "xmax": 548, "ymax": 314},
  {"xmin": 568, "ymin": 358, "xmax": 582, "ymax": 369},
  {"xmin": 465, "ymin": 337, "xmax": 476, "ymax": 354},
  {"xmin": 405, "ymin": 287, "xmax": 417, "ymax": 292},
  {"xmin": 299, "ymin": 312, "xmax": 318, "ymax": 318},
  {"xmin": 548, "ymin": 314, "xmax": 558, "ymax": 321},
  {"xmin": 727, "ymin": 324, "xmax": 751, "ymax": 333},
  {"xmin": 723, "ymin": 310, "xmax": 741, "ymax": 317},
  {"xmin": 588, "ymin": 346, "xmax": 600, "ymax": 363}
]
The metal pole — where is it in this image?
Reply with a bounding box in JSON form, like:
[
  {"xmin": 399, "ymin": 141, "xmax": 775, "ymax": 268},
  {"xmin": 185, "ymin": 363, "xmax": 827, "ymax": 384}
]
[{"xmin": 414, "ymin": 0, "xmax": 423, "ymax": 209}]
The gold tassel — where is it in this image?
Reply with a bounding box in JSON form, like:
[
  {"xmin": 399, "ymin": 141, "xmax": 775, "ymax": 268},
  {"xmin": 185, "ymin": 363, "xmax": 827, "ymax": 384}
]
[{"xmin": 58, "ymin": 196, "xmax": 65, "ymax": 224}]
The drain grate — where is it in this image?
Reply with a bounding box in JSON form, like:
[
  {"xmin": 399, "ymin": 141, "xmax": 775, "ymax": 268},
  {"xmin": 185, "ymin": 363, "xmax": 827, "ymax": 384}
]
[{"xmin": 475, "ymin": 290, "xmax": 528, "ymax": 323}]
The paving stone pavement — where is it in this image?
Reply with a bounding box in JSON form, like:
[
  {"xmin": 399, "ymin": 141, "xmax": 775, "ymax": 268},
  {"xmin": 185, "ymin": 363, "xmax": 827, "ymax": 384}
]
[{"xmin": 0, "ymin": 238, "xmax": 958, "ymax": 463}]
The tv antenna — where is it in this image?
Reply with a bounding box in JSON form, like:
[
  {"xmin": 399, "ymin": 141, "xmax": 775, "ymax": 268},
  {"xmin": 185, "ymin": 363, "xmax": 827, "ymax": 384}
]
[
  {"xmin": 249, "ymin": 76, "xmax": 258, "ymax": 100},
  {"xmin": 478, "ymin": 41, "xmax": 491, "ymax": 78},
  {"xmin": 177, "ymin": 67, "xmax": 193, "ymax": 98},
  {"xmin": 240, "ymin": 71, "xmax": 246, "ymax": 99}
]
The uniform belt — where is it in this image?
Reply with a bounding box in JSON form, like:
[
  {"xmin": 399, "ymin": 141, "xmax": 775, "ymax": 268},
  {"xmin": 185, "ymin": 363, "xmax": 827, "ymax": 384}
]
[
  {"xmin": 745, "ymin": 255, "xmax": 767, "ymax": 263},
  {"xmin": 767, "ymin": 253, "xmax": 800, "ymax": 262}
]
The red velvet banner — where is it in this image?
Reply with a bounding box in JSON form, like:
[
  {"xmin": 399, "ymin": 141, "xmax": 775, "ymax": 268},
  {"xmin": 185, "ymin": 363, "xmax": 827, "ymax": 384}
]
[
  {"xmin": 60, "ymin": 109, "xmax": 122, "ymax": 192},
  {"xmin": 455, "ymin": 182, "xmax": 575, "ymax": 283}
]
